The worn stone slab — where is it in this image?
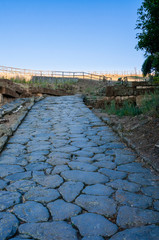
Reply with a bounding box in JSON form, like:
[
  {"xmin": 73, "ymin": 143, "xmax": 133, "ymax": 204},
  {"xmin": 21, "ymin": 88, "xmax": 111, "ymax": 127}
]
[
  {"xmin": 6, "ymin": 180, "xmax": 36, "ymax": 193},
  {"xmin": 93, "ymin": 161, "xmax": 116, "ymax": 170},
  {"xmin": 74, "ymin": 150, "xmax": 94, "ymax": 158},
  {"xmin": 74, "ymin": 157, "xmax": 94, "ymax": 163},
  {"xmin": 25, "ymin": 162, "xmax": 52, "ymax": 171},
  {"xmin": 0, "ymin": 164, "xmax": 24, "ymax": 177},
  {"xmin": 93, "ymin": 154, "xmax": 114, "ymax": 162},
  {"xmin": 5, "ymin": 171, "xmax": 32, "ymax": 182},
  {"xmin": 13, "ymin": 201, "xmax": 49, "ymax": 223},
  {"xmin": 0, "ymin": 212, "xmax": 19, "ymax": 240},
  {"xmin": 154, "ymin": 200, "xmax": 159, "ymax": 211},
  {"xmin": 47, "ymin": 199, "xmax": 81, "ymax": 220},
  {"xmin": 117, "ymin": 162, "xmax": 150, "ymax": 173},
  {"xmin": 115, "ymin": 154, "xmax": 136, "ymax": 165},
  {"xmin": 82, "ymin": 184, "xmax": 114, "ymax": 196},
  {"xmin": 24, "ymin": 186, "xmax": 60, "ymax": 203},
  {"xmin": 0, "ymin": 191, "xmax": 21, "ymax": 211},
  {"xmin": 75, "ymin": 194, "xmax": 116, "ymax": 217},
  {"xmin": 82, "ymin": 237, "xmax": 104, "ymax": 240},
  {"xmin": 61, "ymin": 170, "xmax": 109, "ymax": 184},
  {"xmin": 19, "ymin": 221, "xmax": 78, "ymax": 240},
  {"xmin": 128, "ymin": 173, "xmax": 159, "ymax": 186},
  {"xmin": 0, "ymin": 155, "xmax": 28, "ymax": 166},
  {"xmin": 141, "ymin": 186, "xmax": 159, "ymax": 199},
  {"xmin": 68, "ymin": 162, "xmax": 97, "ymax": 172},
  {"xmin": 109, "ymin": 225, "xmax": 159, "ymax": 240},
  {"xmin": 71, "ymin": 213, "xmax": 118, "ymax": 237},
  {"xmin": 117, "ymin": 206, "xmax": 159, "ymax": 228},
  {"xmin": 47, "ymin": 158, "xmax": 70, "ymax": 166},
  {"xmin": 99, "ymin": 168, "xmax": 127, "ymax": 180},
  {"xmin": 52, "ymin": 165, "xmax": 70, "ymax": 174},
  {"xmin": 33, "ymin": 174, "xmax": 63, "ymax": 188},
  {"xmin": 58, "ymin": 181, "xmax": 84, "ymax": 202},
  {"xmin": 0, "ymin": 179, "xmax": 7, "ymax": 189},
  {"xmin": 115, "ymin": 190, "xmax": 152, "ymax": 209},
  {"xmin": 107, "ymin": 179, "xmax": 140, "ymax": 192}
]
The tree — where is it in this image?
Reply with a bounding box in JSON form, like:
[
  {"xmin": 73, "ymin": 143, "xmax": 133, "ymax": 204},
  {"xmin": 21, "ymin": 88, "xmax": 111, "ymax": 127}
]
[{"xmin": 136, "ymin": 0, "xmax": 159, "ymax": 75}]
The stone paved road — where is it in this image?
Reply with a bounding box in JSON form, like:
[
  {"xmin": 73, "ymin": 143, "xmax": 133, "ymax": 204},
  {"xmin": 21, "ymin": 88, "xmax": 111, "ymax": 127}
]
[{"xmin": 0, "ymin": 95, "xmax": 159, "ymax": 240}]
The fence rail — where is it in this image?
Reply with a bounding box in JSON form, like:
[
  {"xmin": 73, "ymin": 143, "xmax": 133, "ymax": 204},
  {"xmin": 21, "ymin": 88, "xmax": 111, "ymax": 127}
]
[{"xmin": 0, "ymin": 65, "xmax": 143, "ymax": 82}]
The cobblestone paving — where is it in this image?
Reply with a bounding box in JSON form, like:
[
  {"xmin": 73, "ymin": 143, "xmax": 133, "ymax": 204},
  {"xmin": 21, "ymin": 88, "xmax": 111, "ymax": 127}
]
[{"xmin": 0, "ymin": 95, "xmax": 159, "ymax": 240}]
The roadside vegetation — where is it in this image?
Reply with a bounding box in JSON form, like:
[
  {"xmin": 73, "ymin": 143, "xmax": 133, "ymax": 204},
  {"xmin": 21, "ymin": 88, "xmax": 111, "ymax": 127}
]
[{"xmin": 104, "ymin": 91, "xmax": 159, "ymax": 117}]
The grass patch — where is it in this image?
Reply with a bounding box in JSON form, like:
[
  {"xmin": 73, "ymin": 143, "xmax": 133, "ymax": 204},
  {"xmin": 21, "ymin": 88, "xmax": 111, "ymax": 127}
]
[{"xmin": 104, "ymin": 91, "xmax": 159, "ymax": 117}]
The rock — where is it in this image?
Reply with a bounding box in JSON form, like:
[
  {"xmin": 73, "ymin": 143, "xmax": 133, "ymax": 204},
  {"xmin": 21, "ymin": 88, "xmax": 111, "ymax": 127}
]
[
  {"xmin": 107, "ymin": 179, "xmax": 140, "ymax": 192},
  {"xmin": 117, "ymin": 163, "xmax": 150, "ymax": 173},
  {"xmin": 117, "ymin": 206, "xmax": 159, "ymax": 228},
  {"xmin": 0, "ymin": 179, "xmax": 7, "ymax": 189},
  {"xmin": 0, "ymin": 165, "xmax": 24, "ymax": 177},
  {"xmin": 109, "ymin": 225, "xmax": 159, "ymax": 240},
  {"xmin": 93, "ymin": 161, "xmax": 116, "ymax": 170},
  {"xmin": 33, "ymin": 175, "xmax": 63, "ymax": 188},
  {"xmin": 141, "ymin": 186, "xmax": 159, "ymax": 199},
  {"xmin": 0, "ymin": 191, "xmax": 21, "ymax": 211},
  {"xmin": 68, "ymin": 162, "xmax": 97, "ymax": 172},
  {"xmin": 128, "ymin": 173, "xmax": 158, "ymax": 186},
  {"xmin": 82, "ymin": 237, "xmax": 104, "ymax": 240},
  {"xmin": 13, "ymin": 201, "xmax": 49, "ymax": 222},
  {"xmin": 115, "ymin": 189, "xmax": 152, "ymax": 208},
  {"xmin": 71, "ymin": 213, "xmax": 118, "ymax": 237},
  {"xmin": 82, "ymin": 184, "xmax": 114, "ymax": 196},
  {"xmin": 19, "ymin": 221, "xmax": 78, "ymax": 240},
  {"xmin": 98, "ymin": 168, "xmax": 127, "ymax": 180},
  {"xmin": 75, "ymin": 194, "xmax": 116, "ymax": 217},
  {"xmin": 154, "ymin": 200, "xmax": 159, "ymax": 211},
  {"xmin": 115, "ymin": 154, "xmax": 136, "ymax": 165},
  {"xmin": 0, "ymin": 212, "xmax": 19, "ymax": 239},
  {"xmin": 6, "ymin": 180, "xmax": 36, "ymax": 193},
  {"xmin": 5, "ymin": 171, "xmax": 32, "ymax": 182},
  {"xmin": 47, "ymin": 199, "xmax": 81, "ymax": 220},
  {"xmin": 52, "ymin": 165, "xmax": 70, "ymax": 174},
  {"xmin": 25, "ymin": 162, "xmax": 52, "ymax": 171},
  {"xmin": 58, "ymin": 181, "xmax": 84, "ymax": 202}
]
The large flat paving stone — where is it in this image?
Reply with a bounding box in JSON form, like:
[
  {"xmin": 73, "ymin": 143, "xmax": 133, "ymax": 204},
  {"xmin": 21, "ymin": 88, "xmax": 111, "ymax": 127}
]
[
  {"xmin": 154, "ymin": 200, "xmax": 159, "ymax": 211},
  {"xmin": 58, "ymin": 181, "xmax": 84, "ymax": 202},
  {"xmin": 141, "ymin": 186, "xmax": 159, "ymax": 199},
  {"xmin": 117, "ymin": 162, "xmax": 150, "ymax": 173},
  {"xmin": 115, "ymin": 189, "xmax": 152, "ymax": 209},
  {"xmin": 114, "ymin": 154, "xmax": 136, "ymax": 165},
  {"xmin": 47, "ymin": 199, "xmax": 81, "ymax": 220},
  {"xmin": 0, "ymin": 191, "xmax": 21, "ymax": 211},
  {"xmin": 52, "ymin": 165, "xmax": 70, "ymax": 174},
  {"xmin": 33, "ymin": 174, "xmax": 63, "ymax": 188},
  {"xmin": 128, "ymin": 173, "xmax": 159, "ymax": 186},
  {"xmin": 25, "ymin": 162, "xmax": 52, "ymax": 171},
  {"xmin": 107, "ymin": 179, "xmax": 140, "ymax": 192},
  {"xmin": 75, "ymin": 194, "xmax": 116, "ymax": 217},
  {"xmin": 71, "ymin": 213, "xmax": 118, "ymax": 237},
  {"xmin": 68, "ymin": 162, "xmax": 97, "ymax": 172},
  {"xmin": 0, "ymin": 179, "xmax": 7, "ymax": 189},
  {"xmin": 99, "ymin": 168, "xmax": 127, "ymax": 180},
  {"xmin": 82, "ymin": 237, "xmax": 104, "ymax": 240},
  {"xmin": 13, "ymin": 201, "xmax": 49, "ymax": 222},
  {"xmin": 61, "ymin": 170, "xmax": 109, "ymax": 184},
  {"xmin": 109, "ymin": 225, "xmax": 159, "ymax": 240},
  {"xmin": 5, "ymin": 171, "xmax": 32, "ymax": 182},
  {"xmin": 93, "ymin": 161, "xmax": 116, "ymax": 170},
  {"xmin": 19, "ymin": 221, "xmax": 78, "ymax": 240},
  {"xmin": 82, "ymin": 184, "xmax": 114, "ymax": 196},
  {"xmin": 117, "ymin": 206, "xmax": 159, "ymax": 228},
  {"xmin": 0, "ymin": 165, "xmax": 24, "ymax": 178},
  {"xmin": 6, "ymin": 180, "xmax": 36, "ymax": 193},
  {"xmin": 24, "ymin": 186, "xmax": 60, "ymax": 203},
  {"xmin": 0, "ymin": 212, "xmax": 19, "ymax": 240}
]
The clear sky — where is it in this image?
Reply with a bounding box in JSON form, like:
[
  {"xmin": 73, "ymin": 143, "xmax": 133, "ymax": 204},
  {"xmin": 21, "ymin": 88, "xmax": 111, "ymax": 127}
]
[{"xmin": 0, "ymin": 0, "xmax": 144, "ymax": 73}]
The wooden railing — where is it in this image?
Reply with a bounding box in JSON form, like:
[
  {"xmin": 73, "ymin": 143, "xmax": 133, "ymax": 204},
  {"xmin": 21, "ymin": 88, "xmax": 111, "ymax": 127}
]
[{"xmin": 0, "ymin": 65, "xmax": 104, "ymax": 81}]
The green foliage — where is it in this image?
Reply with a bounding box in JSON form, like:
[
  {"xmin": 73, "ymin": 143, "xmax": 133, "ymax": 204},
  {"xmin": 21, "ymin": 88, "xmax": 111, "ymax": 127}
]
[
  {"xmin": 104, "ymin": 91, "xmax": 159, "ymax": 117},
  {"xmin": 141, "ymin": 90, "xmax": 159, "ymax": 116},
  {"xmin": 141, "ymin": 55, "xmax": 153, "ymax": 76},
  {"xmin": 136, "ymin": 0, "xmax": 159, "ymax": 55},
  {"xmin": 105, "ymin": 101, "xmax": 141, "ymax": 117}
]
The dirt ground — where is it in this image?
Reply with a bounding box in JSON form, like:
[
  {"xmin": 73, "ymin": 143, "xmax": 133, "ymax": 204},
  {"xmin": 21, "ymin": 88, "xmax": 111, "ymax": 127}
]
[{"xmin": 93, "ymin": 109, "xmax": 159, "ymax": 172}]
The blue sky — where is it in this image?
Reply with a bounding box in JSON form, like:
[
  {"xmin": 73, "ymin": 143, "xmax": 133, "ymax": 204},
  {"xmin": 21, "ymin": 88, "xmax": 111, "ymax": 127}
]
[{"xmin": 0, "ymin": 0, "xmax": 144, "ymax": 72}]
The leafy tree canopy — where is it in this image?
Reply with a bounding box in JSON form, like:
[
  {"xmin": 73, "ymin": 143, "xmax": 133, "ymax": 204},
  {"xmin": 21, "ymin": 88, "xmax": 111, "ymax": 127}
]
[{"xmin": 136, "ymin": 0, "xmax": 159, "ymax": 55}]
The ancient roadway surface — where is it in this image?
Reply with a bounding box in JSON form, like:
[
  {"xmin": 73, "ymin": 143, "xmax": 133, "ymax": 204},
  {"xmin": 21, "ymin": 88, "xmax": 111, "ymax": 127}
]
[{"xmin": 0, "ymin": 95, "xmax": 159, "ymax": 240}]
